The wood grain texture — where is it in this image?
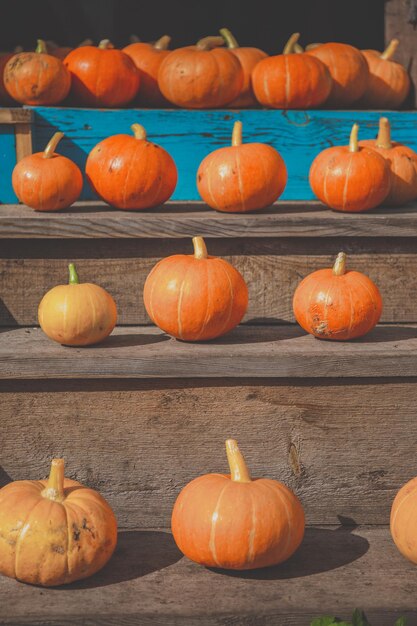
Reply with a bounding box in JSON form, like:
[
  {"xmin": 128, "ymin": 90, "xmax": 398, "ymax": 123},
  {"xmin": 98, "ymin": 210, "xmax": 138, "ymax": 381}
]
[
  {"xmin": 14, "ymin": 123, "xmax": 32, "ymax": 162},
  {"xmin": 0, "ymin": 108, "xmax": 32, "ymax": 124},
  {"xmin": 1, "ymin": 201, "xmax": 417, "ymax": 239},
  {"xmin": 0, "ymin": 526, "xmax": 415, "ymax": 624},
  {"xmin": 385, "ymin": 0, "xmax": 417, "ymax": 108}
]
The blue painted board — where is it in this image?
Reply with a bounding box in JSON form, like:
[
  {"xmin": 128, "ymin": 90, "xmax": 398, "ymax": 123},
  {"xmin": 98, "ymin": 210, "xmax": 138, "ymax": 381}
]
[{"xmin": 0, "ymin": 125, "xmax": 18, "ymax": 203}]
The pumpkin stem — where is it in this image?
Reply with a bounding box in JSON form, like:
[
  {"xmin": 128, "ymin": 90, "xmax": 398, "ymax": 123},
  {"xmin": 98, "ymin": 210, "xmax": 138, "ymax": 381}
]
[
  {"xmin": 196, "ymin": 36, "xmax": 225, "ymax": 51},
  {"xmin": 283, "ymin": 33, "xmax": 301, "ymax": 55},
  {"xmin": 192, "ymin": 236, "xmax": 208, "ymax": 259},
  {"xmin": 68, "ymin": 263, "xmax": 80, "ymax": 285},
  {"xmin": 41, "ymin": 459, "xmax": 66, "ymax": 502},
  {"xmin": 232, "ymin": 120, "xmax": 243, "ymax": 146},
  {"xmin": 154, "ymin": 35, "xmax": 171, "ymax": 50},
  {"xmin": 36, "ymin": 39, "xmax": 48, "ymax": 54},
  {"xmin": 131, "ymin": 123, "xmax": 147, "ymax": 140},
  {"xmin": 226, "ymin": 439, "xmax": 252, "ymax": 483},
  {"xmin": 43, "ymin": 132, "xmax": 64, "ymax": 159},
  {"xmin": 78, "ymin": 38, "xmax": 93, "ymax": 47},
  {"xmin": 219, "ymin": 28, "xmax": 239, "ymax": 49},
  {"xmin": 381, "ymin": 38, "xmax": 399, "ymax": 60},
  {"xmin": 305, "ymin": 43, "xmax": 321, "ymax": 50},
  {"xmin": 349, "ymin": 123, "xmax": 359, "ymax": 153},
  {"xmin": 98, "ymin": 39, "xmax": 114, "ymax": 50},
  {"xmin": 376, "ymin": 117, "xmax": 392, "ymax": 149},
  {"xmin": 333, "ymin": 252, "xmax": 347, "ymax": 276},
  {"xmin": 293, "ymin": 43, "xmax": 304, "ymax": 54}
]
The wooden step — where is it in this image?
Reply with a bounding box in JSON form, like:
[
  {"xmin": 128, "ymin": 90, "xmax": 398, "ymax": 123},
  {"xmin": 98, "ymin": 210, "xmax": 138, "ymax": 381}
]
[{"xmin": 0, "ymin": 526, "xmax": 415, "ymax": 625}]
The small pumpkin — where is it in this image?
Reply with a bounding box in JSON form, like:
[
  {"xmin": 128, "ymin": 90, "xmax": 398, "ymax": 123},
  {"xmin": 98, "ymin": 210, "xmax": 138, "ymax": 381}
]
[
  {"xmin": 360, "ymin": 39, "xmax": 410, "ymax": 108},
  {"xmin": 309, "ymin": 123, "xmax": 391, "ymax": 212},
  {"xmin": 391, "ymin": 476, "xmax": 417, "ymax": 565},
  {"xmin": 293, "ymin": 252, "xmax": 382, "ymax": 341},
  {"xmin": 86, "ymin": 123, "xmax": 177, "ymax": 210},
  {"xmin": 12, "ymin": 132, "xmax": 83, "ymax": 212},
  {"xmin": 158, "ymin": 36, "xmax": 243, "ymax": 108},
  {"xmin": 4, "ymin": 39, "xmax": 71, "ymax": 105},
  {"xmin": 143, "ymin": 236, "xmax": 248, "ymax": 341},
  {"xmin": 38, "ymin": 263, "xmax": 117, "ymax": 346},
  {"xmin": 0, "ymin": 458, "xmax": 117, "ymax": 586},
  {"xmin": 252, "ymin": 33, "xmax": 332, "ymax": 109},
  {"xmin": 219, "ymin": 28, "xmax": 267, "ymax": 108},
  {"xmin": 307, "ymin": 42, "xmax": 369, "ymax": 106},
  {"xmin": 172, "ymin": 439, "xmax": 305, "ymax": 569},
  {"xmin": 197, "ymin": 120, "xmax": 287, "ymax": 212},
  {"xmin": 64, "ymin": 39, "xmax": 140, "ymax": 107},
  {"xmin": 359, "ymin": 117, "xmax": 417, "ymax": 205},
  {"xmin": 123, "ymin": 35, "xmax": 171, "ymax": 106}
]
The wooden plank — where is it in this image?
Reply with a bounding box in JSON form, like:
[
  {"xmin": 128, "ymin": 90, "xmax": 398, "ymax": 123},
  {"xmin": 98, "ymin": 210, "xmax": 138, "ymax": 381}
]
[
  {"xmin": 1, "ymin": 325, "xmax": 417, "ymax": 380},
  {"xmin": 14, "ymin": 123, "xmax": 32, "ymax": 162},
  {"xmin": 0, "ymin": 526, "xmax": 415, "ymax": 624},
  {"xmin": 1, "ymin": 201, "xmax": 417, "ymax": 239},
  {"xmin": 385, "ymin": 0, "xmax": 417, "ymax": 108},
  {"xmin": 0, "ymin": 108, "xmax": 32, "ymax": 124}
]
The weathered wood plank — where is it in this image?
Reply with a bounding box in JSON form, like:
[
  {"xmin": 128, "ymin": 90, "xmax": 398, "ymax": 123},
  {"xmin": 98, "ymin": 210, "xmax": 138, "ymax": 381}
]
[
  {"xmin": 0, "ymin": 526, "xmax": 415, "ymax": 625},
  {"xmin": 1, "ymin": 201, "xmax": 417, "ymax": 239},
  {"xmin": 0, "ymin": 108, "xmax": 32, "ymax": 124},
  {"xmin": 14, "ymin": 123, "xmax": 32, "ymax": 162},
  {"xmin": 385, "ymin": 0, "xmax": 417, "ymax": 108}
]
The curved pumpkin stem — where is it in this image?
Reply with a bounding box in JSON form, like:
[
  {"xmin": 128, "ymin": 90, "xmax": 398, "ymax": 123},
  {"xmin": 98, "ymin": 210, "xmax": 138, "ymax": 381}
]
[
  {"xmin": 349, "ymin": 124, "xmax": 359, "ymax": 153},
  {"xmin": 36, "ymin": 39, "xmax": 48, "ymax": 54},
  {"xmin": 196, "ymin": 36, "xmax": 225, "ymax": 51},
  {"xmin": 283, "ymin": 32, "xmax": 300, "ymax": 55},
  {"xmin": 376, "ymin": 117, "xmax": 392, "ymax": 149},
  {"xmin": 381, "ymin": 38, "xmax": 399, "ymax": 61},
  {"xmin": 131, "ymin": 123, "xmax": 147, "ymax": 140},
  {"xmin": 154, "ymin": 35, "xmax": 171, "ymax": 50},
  {"xmin": 333, "ymin": 252, "xmax": 347, "ymax": 276},
  {"xmin": 219, "ymin": 28, "xmax": 239, "ymax": 49},
  {"xmin": 43, "ymin": 132, "xmax": 64, "ymax": 159},
  {"xmin": 192, "ymin": 236, "xmax": 208, "ymax": 259},
  {"xmin": 305, "ymin": 43, "xmax": 321, "ymax": 51},
  {"xmin": 41, "ymin": 459, "xmax": 66, "ymax": 502},
  {"xmin": 232, "ymin": 121, "xmax": 243, "ymax": 146},
  {"xmin": 98, "ymin": 39, "xmax": 114, "ymax": 50},
  {"xmin": 68, "ymin": 263, "xmax": 80, "ymax": 285},
  {"xmin": 293, "ymin": 43, "xmax": 304, "ymax": 54},
  {"xmin": 226, "ymin": 439, "xmax": 252, "ymax": 483}
]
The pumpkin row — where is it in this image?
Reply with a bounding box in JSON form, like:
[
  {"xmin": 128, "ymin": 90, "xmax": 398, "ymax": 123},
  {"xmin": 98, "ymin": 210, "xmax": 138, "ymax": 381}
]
[
  {"xmin": 1, "ymin": 440, "xmax": 416, "ymax": 587},
  {"xmin": 13, "ymin": 117, "xmax": 417, "ymax": 213},
  {"xmin": 0, "ymin": 32, "xmax": 410, "ymax": 110}
]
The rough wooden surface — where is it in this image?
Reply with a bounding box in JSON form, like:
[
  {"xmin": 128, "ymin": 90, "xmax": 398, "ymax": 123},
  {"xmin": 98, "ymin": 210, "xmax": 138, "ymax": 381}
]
[
  {"xmin": 1, "ymin": 238, "xmax": 416, "ymax": 326},
  {"xmin": 0, "ymin": 108, "xmax": 32, "ymax": 124},
  {"xmin": 2, "ymin": 202, "xmax": 417, "ymax": 238},
  {"xmin": 385, "ymin": 0, "xmax": 417, "ymax": 108},
  {"xmin": 0, "ymin": 526, "xmax": 415, "ymax": 625},
  {"xmin": 14, "ymin": 123, "xmax": 33, "ymax": 162}
]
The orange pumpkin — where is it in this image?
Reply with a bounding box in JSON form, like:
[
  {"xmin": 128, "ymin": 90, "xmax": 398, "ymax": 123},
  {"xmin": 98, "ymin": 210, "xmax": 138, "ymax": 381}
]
[
  {"xmin": 391, "ymin": 476, "xmax": 417, "ymax": 565},
  {"xmin": 359, "ymin": 117, "xmax": 417, "ymax": 206},
  {"xmin": 360, "ymin": 39, "xmax": 410, "ymax": 108},
  {"xmin": 0, "ymin": 458, "xmax": 117, "ymax": 586},
  {"xmin": 123, "ymin": 35, "xmax": 171, "ymax": 106},
  {"xmin": 86, "ymin": 123, "xmax": 177, "ymax": 210},
  {"xmin": 307, "ymin": 42, "xmax": 369, "ymax": 106},
  {"xmin": 197, "ymin": 120, "xmax": 287, "ymax": 212},
  {"xmin": 143, "ymin": 236, "xmax": 248, "ymax": 341},
  {"xmin": 293, "ymin": 252, "xmax": 382, "ymax": 341},
  {"xmin": 4, "ymin": 39, "xmax": 71, "ymax": 105},
  {"xmin": 158, "ymin": 36, "xmax": 243, "ymax": 108},
  {"xmin": 0, "ymin": 53, "xmax": 17, "ymax": 104},
  {"xmin": 38, "ymin": 263, "xmax": 117, "ymax": 346},
  {"xmin": 64, "ymin": 39, "xmax": 140, "ymax": 107},
  {"xmin": 172, "ymin": 439, "xmax": 305, "ymax": 570},
  {"xmin": 219, "ymin": 28, "xmax": 267, "ymax": 107},
  {"xmin": 309, "ymin": 123, "xmax": 391, "ymax": 212},
  {"xmin": 12, "ymin": 132, "xmax": 83, "ymax": 212},
  {"xmin": 252, "ymin": 33, "xmax": 332, "ymax": 109}
]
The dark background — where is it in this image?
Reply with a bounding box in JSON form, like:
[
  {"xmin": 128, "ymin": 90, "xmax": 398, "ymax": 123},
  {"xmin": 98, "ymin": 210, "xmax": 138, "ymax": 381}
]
[{"xmin": 0, "ymin": 0, "xmax": 386, "ymax": 53}]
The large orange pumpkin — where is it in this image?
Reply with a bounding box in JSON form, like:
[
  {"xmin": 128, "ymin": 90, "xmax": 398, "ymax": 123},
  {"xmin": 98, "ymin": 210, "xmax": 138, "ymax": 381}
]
[
  {"xmin": 4, "ymin": 39, "xmax": 71, "ymax": 105},
  {"xmin": 158, "ymin": 36, "xmax": 243, "ymax": 108},
  {"xmin": 219, "ymin": 28, "xmax": 267, "ymax": 107},
  {"xmin": 197, "ymin": 120, "xmax": 287, "ymax": 212},
  {"xmin": 307, "ymin": 42, "xmax": 369, "ymax": 106},
  {"xmin": 391, "ymin": 476, "xmax": 417, "ymax": 565},
  {"xmin": 123, "ymin": 35, "xmax": 171, "ymax": 106},
  {"xmin": 64, "ymin": 39, "xmax": 140, "ymax": 107},
  {"xmin": 86, "ymin": 123, "xmax": 177, "ymax": 210},
  {"xmin": 172, "ymin": 439, "xmax": 305, "ymax": 570},
  {"xmin": 359, "ymin": 117, "xmax": 417, "ymax": 206},
  {"xmin": 0, "ymin": 53, "xmax": 17, "ymax": 104},
  {"xmin": 143, "ymin": 236, "xmax": 248, "ymax": 341},
  {"xmin": 252, "ymin": 33, "xmax": 332, "ymax": 109},
  {"xmin": 12, "ymin": 132, "xmax": 83, "ymax": 212},
  {"xmin": 309, "ymin": 123, "xmax": 391, "ymax": 212},
  {"xmin": 360, "ymin": 39, "xmax": 410, "ymax": 108},
  {"xmin": 0, "ymin": 458, "xmax": 117, "ymax": 586},
  {"xmin": 38, "ymin": 263, "xmax": 117, "ymax": 346},
  {"xmin": 293, "ymin": 252, "xmax": 382, "ymax": 341}
]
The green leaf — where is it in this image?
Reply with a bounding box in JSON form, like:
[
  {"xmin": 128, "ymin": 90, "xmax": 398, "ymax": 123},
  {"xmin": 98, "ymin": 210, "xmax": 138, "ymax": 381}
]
[
  {"xmin": 311, "ymin": 618, "xmax": 339, "ymax": 626},
  {"xmin": 352, "ymin": 609, "xmax": 371, "ymax": 626},
  {"xmin": 394, "ymin": 618, "xmax": 407, "ymax": 626}
]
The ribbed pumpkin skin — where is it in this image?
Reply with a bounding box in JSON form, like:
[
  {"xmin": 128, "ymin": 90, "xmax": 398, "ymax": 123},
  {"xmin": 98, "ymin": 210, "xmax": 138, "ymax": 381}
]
[
  {"xmin": 86, "ymin": 134, "xmax": 177, "ymax": 210},
  {"xmin": 0, "ymin": 477, "xmax": 117, "ymax": 586},
  {"xmin": 4, "ymin": 51, "xmax": 70, "ymax": 105},
  {"xmin": 197, "ymin": 143, "xmax": 287, "ymax": 212},
  {"xmin": 143, "ymin": 254, "xmax": 248, "ymax": 341},
  {"xmin": 360, "ymin": 49, "xmax": 410, "ymax": 108},
  {"xmin": 12, "ymin": 151, "xmax": 83, "ymax": 211},
  {"xmin": 391, "ymin": 477, "xmax": 417, "ymax": 565},
  {"xmin": 252, "ymin": 53, "xmax": 332, "ymax": 109},
  {"xmin": 38, "ymin": 282, "xmax": 117, "ymax": 346},
  {"xmin": 227, "ymin": 47, "xmax": 268, "ymax": 107},
  {"xmin": 293, "ymin": 268, "xmax": 382, "ymax": 340},
  {"xmin": 172, "ymin": 474, "xmax": 305, "ymax": 569},
  {"xmin": 307, "ymin": 43, "xmax": 369, "ymax": 105},
  {"xmin": 0, "ymin": 54, "xmax": 17, "ymax": 104},
  {"xmin": 158, "ymin": 47, "xmax": 243, "ymax": 108},
  {"xmin": 123, "ymin": 42, "xmax": 171, "ymax": 106}
]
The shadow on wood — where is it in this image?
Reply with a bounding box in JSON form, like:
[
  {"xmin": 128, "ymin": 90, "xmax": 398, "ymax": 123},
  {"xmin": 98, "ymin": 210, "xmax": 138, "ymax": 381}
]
[
  {"xmin": 0, "ymin": 467, "xmax": 12, "ymax": 488},
  {"xmin": 0, "ymin": 298, "xmax": 17, "ymax": 326},
  {"xmin": 87, "ymin": 333, "xmax": 170, "ymax": 349},
  {"xmin": 355, "ymin": 326, "xmax": 417, "ymax": 344}
]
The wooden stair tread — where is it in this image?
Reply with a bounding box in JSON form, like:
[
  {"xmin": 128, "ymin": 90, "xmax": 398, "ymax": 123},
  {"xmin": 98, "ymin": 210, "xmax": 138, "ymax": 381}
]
[
  {"xmin": 1, "ymin": 324, "xmax": 417, "ymax": 379},
  {"xmin": 0, "ymin": 526, "xmax": 415, "ymax": 625},
  {"xmin": 1, "ymin": 201, "xmax": 417, "ymax": 238}
]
